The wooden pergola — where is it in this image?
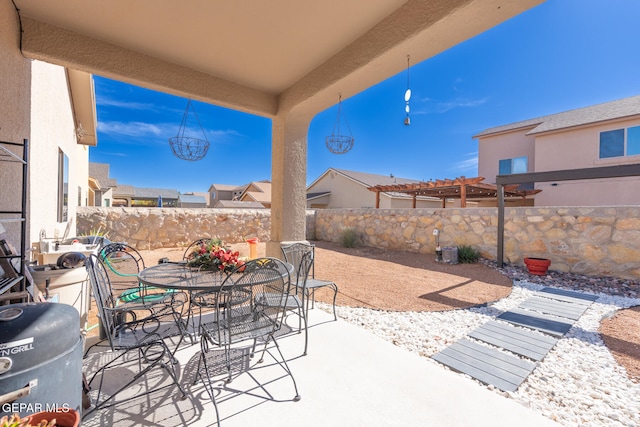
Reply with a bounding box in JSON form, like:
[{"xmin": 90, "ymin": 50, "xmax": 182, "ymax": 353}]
[{"xmin": 367, "ymin": 176, "xmax": 541, "ymax": 208}]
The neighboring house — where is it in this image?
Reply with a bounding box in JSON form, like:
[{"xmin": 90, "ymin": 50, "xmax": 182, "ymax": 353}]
[
  {"xmin": 88, "ymin": 163, "xmax": 116, "ymax": 207},
  {"xmin": 89, "ymin": 162, "xmax": 179, "ymax": 207},
  {"xmin": 129, "ymin": 187, "xmax": 180, "ymax": 207},
  {"xmin": 178, "ymin": 193, "xmax": 207, "ymax": 208},
  {"xmin": 306, "ymin": 168, "xmax": 441, "ymax": 209},
  {"xmin": 475, "ymin": 95, "xmax": 640, "ymax": 206},
  {"xmin": 208, "ymin": 183, "xmax": 247, "ymax": 207},
  {"xmin": 238, "ymin": 181, "xmax": 272, "ymax": 208}
]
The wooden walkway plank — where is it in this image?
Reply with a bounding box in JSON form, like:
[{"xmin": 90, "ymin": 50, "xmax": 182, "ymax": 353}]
[
  {"xmin": 538, "ymin": 287, "xmax": 598, "ymax": 304},
  {"xmin": 469, "ymin": 321, "xmax": 558, "ymax": 361},
  {"xmin": 497, "ymin": 308, "xmax": 573, "ymax": 337},
  {"xmin": 482, "ymin": 320, "xmax": 558, "ymax": 346},
  {"xmin": 519, "ymin": 296, "xmax": 588, "ymax": 320},
  {"xmin": 432, "ymin": 338, "xmax": 535, "ymax": 392}
]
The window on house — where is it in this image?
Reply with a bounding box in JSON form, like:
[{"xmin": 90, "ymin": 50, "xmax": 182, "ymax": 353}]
[
  {"xmin": 57, "ymin": 150, "xmax": 69, "ymax": 222},
  {"xmin": 599, "ymin": 126, "xmax": 640, "ymax": 158},
  {"xmin": 498, "ymin": 156, "xmax": 528, "ymax": 175}
]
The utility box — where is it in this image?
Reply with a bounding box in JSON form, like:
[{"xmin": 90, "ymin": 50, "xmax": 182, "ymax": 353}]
[{"xmin": 441, "ymin": 246, "xmax": 458, "ymax": 264}]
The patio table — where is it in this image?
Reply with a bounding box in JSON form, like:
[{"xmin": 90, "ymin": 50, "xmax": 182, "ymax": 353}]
[{"xmin": 138, "ymin": 260, "xmax": 294, "ymax": 339}]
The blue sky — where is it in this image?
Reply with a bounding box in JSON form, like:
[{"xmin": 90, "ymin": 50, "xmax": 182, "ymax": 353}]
[{"xmin": 90, "ymin": 0, "xmax": 640, "ymax": 193}]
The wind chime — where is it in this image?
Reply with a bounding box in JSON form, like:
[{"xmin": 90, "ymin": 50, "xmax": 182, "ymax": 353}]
[
  {"xmin": 168, "ymin": 99, "xmax": 210, "ymax": 161},
  {"xmin": 325, "ymin": 94, "xmax": 354, "ymax": 154},
  {"xmin": 404, "ymin": 55, "xmax": 411, "ymax": 126}
]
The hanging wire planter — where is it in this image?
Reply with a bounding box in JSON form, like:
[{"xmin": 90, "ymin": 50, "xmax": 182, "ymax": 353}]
[
  {"xmin": 325, "ymin": 94, "xmax": 354, "ymax": 154},
  {"xmin": 168, "ymin": 99, "xmax": 210, "ymax": 161}
]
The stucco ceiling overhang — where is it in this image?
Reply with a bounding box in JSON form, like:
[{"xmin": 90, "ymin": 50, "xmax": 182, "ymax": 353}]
[{"xmin": 14, "ymin": 0, "xmax": 544, "ymax": 118}]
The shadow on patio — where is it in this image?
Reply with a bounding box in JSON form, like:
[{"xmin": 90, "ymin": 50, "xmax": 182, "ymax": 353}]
[{"xmin": 81, "ymin": 309, "xmax": 559, "ymax": 427}]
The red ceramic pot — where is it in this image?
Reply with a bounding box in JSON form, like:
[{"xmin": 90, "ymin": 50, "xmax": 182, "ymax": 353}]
[
  {"xmin": 524, "ymin": 257, "xmax": 551, "ymax": 276},
  {"xmin": 27, "ymin": 409, "xmax": 80, "ymax": 427}
]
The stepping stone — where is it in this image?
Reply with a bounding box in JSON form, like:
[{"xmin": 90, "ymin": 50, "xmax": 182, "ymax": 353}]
[
  {"xmin": 469, "ymin": 320, "xmax": 558, "ymax": 361},
  {"xmin": 497, "ymin": 307, "xmax": 574, "ymax": 337},
  {"xmin": 519, "ymin": 296, "xmax": 588, "ymax": 321},
  {"xmin": 432, "ymin": 338, "xmax": 536, "ymax": 392},
  {"xmin": 538, "ymin": 287, "xmax": 598, "ymax": 305}
]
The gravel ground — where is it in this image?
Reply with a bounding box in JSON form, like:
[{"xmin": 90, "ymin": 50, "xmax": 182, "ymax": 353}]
[{"xmin": 324, "ymin": 262, "xmax": 640, "ymax": 427}]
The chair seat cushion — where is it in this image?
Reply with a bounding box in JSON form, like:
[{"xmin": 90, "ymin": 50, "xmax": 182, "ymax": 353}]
[{"xmin": 117, "ymin": 287, "xmax": 176, "ymax": 305}]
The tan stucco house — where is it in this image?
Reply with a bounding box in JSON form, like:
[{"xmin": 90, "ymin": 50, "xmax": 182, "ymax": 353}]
[
  {"xmin": 475, "ymin": 95, "xmax": 640, "ymax": 206},
  {"xmin": 306, "ymin": 168, "xmax": 441, "ymax": 209},
  {"xmin": 239, "ymin": 181, "xmax": 272, "ymax": 208}
]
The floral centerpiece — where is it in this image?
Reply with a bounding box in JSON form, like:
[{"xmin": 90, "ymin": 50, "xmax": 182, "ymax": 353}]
[{"xmin": 186, "ymin": 238, "xmax": 244, "ymax": 272}]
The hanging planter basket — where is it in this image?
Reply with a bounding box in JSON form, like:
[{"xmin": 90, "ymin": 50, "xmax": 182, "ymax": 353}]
[
  {"xmin": 169, "ymin": 136, "xmax": 210, "ymax": 161},
  {"xmin": 325, "ymin": 95, "xmax": 354, "ymax": 154},
  {"xmin": 168, "ymin": 100, "xmax": 210, "ymax": 161}
]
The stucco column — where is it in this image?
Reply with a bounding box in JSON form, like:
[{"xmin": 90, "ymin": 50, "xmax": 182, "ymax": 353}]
[{"xmin": 266, "ymin": 112, "xmax": 311, "ymax": 258}]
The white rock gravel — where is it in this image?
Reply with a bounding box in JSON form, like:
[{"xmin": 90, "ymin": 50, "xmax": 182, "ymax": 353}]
[{"xmin": 317, "ymin": 280, "xmax": 640, "ymax": 427}]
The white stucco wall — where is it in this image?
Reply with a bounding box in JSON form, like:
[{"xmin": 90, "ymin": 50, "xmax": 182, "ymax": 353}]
[{"xmin": 29, "ymin": 60, "xmax": 89, "ymax": 245}]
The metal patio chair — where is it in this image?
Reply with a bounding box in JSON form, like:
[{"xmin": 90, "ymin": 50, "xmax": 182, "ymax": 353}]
[
  {"xmin": 195, "ymin": 257, "xmax": 301, "ymax": 425},
  {"xmin": 84, "ymin": 254, "xmax": 188, "ymax": 414},
  {"xmin": 99, "ymin": 242, "xmax": 176, "ymax": 305},
  {"xmin": 281, "ymin": 242, "xmax": 339, "ymax": 321}
]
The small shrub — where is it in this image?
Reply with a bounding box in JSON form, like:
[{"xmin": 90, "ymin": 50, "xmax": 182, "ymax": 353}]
[
  {"xmin": 340, "ymin": 227, "xmax": 359, "ymax": 248},
  {"xmin": 457, "ymin": 245, "xmax": 480, "ymax": 263}
]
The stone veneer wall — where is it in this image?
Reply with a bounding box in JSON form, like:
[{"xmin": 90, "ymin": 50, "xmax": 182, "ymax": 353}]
[
  {"xmin": 77, "ymin": 206, "xmax": 640, "ymax": 280},
  {"xmin": 76, "ymin": 207, "xmax": 316, "ymax": 249},
  {"xmin": 314, "ymin": 206, "xmax": 640, "ymax": 280}
]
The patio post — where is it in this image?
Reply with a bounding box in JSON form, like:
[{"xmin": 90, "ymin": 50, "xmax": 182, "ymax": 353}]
[{"xmin": 267, "ymin": 113, "xmax": 311, "ymax": 258}]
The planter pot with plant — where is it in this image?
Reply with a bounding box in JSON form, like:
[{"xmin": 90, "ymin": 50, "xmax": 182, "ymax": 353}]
[
  {"xmin": 524, "ymin": 257, "xmax": 551, "ymax": 276},
  {"xmin": 1, "ymin": 409, "xmax": 80, "ymax": 427}
]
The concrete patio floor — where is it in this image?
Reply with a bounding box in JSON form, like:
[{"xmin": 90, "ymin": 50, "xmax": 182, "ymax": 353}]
[{"xmin": 81, "ymin": 309, "xmax": 560, "ymax": 427}]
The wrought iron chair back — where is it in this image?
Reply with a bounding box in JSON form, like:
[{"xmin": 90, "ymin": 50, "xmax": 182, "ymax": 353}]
[
  {"xmin": 84, "ymin": 254, "xmax": 188, "ymax": 413},
  {"xmin": 100, "ymin": 242, "xmax": 177, "ymax": 305},
  {"xmin": 281, "ymin": 242, "xmax": 339, "ymax": 322},
  {"xmin": 196, "ymin": 257, "xmax": 300, "ymax": 424}
]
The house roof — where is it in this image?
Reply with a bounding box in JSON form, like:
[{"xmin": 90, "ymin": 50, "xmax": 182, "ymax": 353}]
[
  {"xmin": 209, "ymin": 183, "xmax": 243, "ymax": 192},
  {"xmin": 242, "ymin": 181, "xmax": 272, "ymax": 203},
  {"xmin": 178, "ymin": 194, "xmax": 206, "ymax": 204},
  {"xmin": 89, "ymin": 162, "xmax": 118, "ymax": 188},
  {"xmin": 474, "ymin": 94, "xmax": 640, "ymax": 138},
  {"xmin": 112, "ymin": 185, "xmax": 135, "ymax": 197},
  {"xmin": 134, "ymin": 187, "xmax": 180, "ymax": 199},
  {"xmin": 308, "ymin": 168, "xmax": 420, "ymax": 189},
  {"xmin": 307, "ymin": 192, "xmax": 331, "ymax": 200}
]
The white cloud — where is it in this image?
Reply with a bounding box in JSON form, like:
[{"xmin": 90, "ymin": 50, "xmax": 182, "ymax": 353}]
[
  {"xmin": 98, "ymin": 121, "xmax": 242, "ymax": 143},
  {"xmin": 98, "ymin": 121, "xmax": 168, "ymax": 137},
  {"xmin": 451, "ymin": 152, "xmax": 478, "ymax": 173},
  {"xmin": 414, "ymin": 97, "xmax": 488, "ymax": 115},
  {"xmin": 96, "ymin": 96, "xmax": 156, "ymax": 110}
]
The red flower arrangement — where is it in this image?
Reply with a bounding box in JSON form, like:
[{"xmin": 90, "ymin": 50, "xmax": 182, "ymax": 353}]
[{"xmin": 186, "ymin": 238, "xmax": 245, "ymax": 272}]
